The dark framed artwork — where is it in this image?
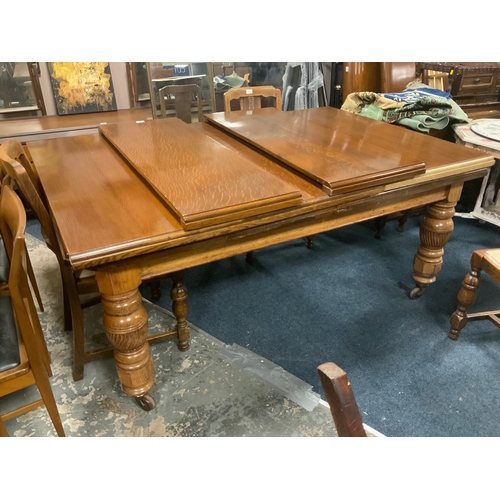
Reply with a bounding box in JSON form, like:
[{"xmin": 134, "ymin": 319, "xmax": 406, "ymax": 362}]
[{"xmin": 48, "ymin": 62, "xmax": 117, "ymax": 115}]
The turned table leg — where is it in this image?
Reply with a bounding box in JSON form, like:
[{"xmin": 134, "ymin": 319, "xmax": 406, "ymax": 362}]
[
  {"xmin": 95, "ymin": 266, "xmax": 156, "ymax": 411},
  {"xmin": 448, "ymin": 256, "xmax": 482, "ymax": 340},
  {"xmin": 411, "ymin": 198, "xmax": 456, "ymax": 299},
  {"xmin": 171, "ymin": 270, "xmax": 190, "ymax": 351}
]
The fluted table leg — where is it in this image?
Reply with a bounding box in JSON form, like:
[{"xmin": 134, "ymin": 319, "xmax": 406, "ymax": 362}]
[
  {"xmin": 411, "ymin": 199, "xmax": 456, "ymax": 299},
  {"xmin": 95, "ymin": 266, "xmax": 155, "ymax": 410}
]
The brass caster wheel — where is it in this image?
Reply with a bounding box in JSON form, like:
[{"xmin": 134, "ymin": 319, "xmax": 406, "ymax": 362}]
[
  {"xmin": 409, "ymin": 287, "xmax": 425, "ymax": 300},
  {"xmin": 135, "ymin": 394, "xmax": 156, "ymax": 411}
]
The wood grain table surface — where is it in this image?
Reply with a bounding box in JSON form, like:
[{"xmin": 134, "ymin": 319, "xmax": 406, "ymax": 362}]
[
  {"xmin": 0, "ymin": 108, "xmax": 152, "ymax": 143},
  {"xmin": 25, "ymin": 107, "xmax": 496, "ymax": 408}
]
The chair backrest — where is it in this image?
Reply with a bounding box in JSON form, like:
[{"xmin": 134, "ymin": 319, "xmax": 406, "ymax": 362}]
[
  {"xmin": 0, "ymin": 184, "xmax": 38, "ymax": 347},
  {"xmin": 0, "ymin": 183, "xmax": 50, "ymax": 371},
  {"xmin": 0, "ymin": 140, "xmax": 62, "ymax": 259},
  {"xmin": 158, "ymin": 83, "xmax": 203, "ymax": 123},
  {"xmin": 224, "ymin": 86, "xmax": 282, "ymax": 112},
  {"xmin": 0, "ymin": 183, "xmax": 65, "ymax": 436}
]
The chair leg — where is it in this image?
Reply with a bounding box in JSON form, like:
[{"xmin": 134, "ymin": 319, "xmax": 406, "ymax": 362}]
[
  {"xmin": 305, "ymin": 235, "xmax": 316, "ymax": 249},
  {"xmin": 0, "ymin": 417, "xmax": 9, "ymax": 437},
  {"xmin": 245, "ymin": 251, "xmax": 254, "ymax": 263},
  {"xmin": 59, "ymin": 264, "xmax": 86, "ymax": 381},
  {"xmin": 374, "ymin": 216, "xmax": 387, "ymax": 239},
  {"xmin": 71, "ymin": 301, "xmax": 86, "ymax": 382},
  {"xmin": 25, "ymin": 242, "xmax": 44, "ymax": 312},
  {"xmin": 29, "ymin": 356, "xmax": 66, "ymax": 436},
  {"xmin": 170, "ymin": 270, "xmax": 190, "ymax": 352},
  {"xmin": 149, "ymin": 280, "xmax": 161, "ymax": 300},
  {"xmin": 396, "ymin": 210, "xmax": 410, "ymax": 233},
  {"xmin": 449, "ymin": 263, "xmax": 481, "ymax": 340},
  {"xmin": 21, "ymin": 302, "xmax": 66, "ymax": 437},
  {"xmin": 60, "ymin": 270, "xmax": 72, "ymax": 332}
]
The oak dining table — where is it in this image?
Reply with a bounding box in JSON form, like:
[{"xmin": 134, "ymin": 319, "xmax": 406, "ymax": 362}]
[{"xmin": 25, "ymin": 106, "xmax": 495, "ymax": 409}]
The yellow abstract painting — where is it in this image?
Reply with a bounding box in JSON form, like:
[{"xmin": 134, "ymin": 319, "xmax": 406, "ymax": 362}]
[{"xmin": 48, "ymin": 62, "xmax": 117, "ymax": 115}]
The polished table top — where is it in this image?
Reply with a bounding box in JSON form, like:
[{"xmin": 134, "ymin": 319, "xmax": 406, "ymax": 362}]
[
  {"xmin": 26, "ymin": 107, "xmax": 494, "ymax": 271},
  {"xmin": 205, "ymin": 107, "xmax": 427, "ymax": 195},
  {"xmin": 0, "ymin": 108, "xmax": 152, "ymax": 143}
]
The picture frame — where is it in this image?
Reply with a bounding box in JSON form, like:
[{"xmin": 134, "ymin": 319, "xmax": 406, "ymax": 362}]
[{"xmin": 48, "ymin": 62, "xmax": 117, "ymax": 115}]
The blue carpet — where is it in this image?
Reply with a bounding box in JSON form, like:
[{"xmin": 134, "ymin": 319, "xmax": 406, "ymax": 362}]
[
  {"xmin": 27, "ymin": 217, "xmax": 44, "ymax": 242},
  {"xmin": 149, "ymin": 214, "xmax": 500, "ymax": 437}
]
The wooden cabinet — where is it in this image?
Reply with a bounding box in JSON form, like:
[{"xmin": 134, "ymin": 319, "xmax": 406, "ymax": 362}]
[
  {"xmin": 337, "ymin": 62, "xmax": 416, "ymax": 105},
  {"xmin": 341, "ymin": 62, "xmax": 381, "ymax": 99},
  {"xmin": 417, "ymin": 62, "xmax": 500, "ymax": 118}
]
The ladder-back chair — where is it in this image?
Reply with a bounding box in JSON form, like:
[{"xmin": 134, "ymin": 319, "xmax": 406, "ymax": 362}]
[
  {"xmin": 159, "ymin": 84, "xmax": 204, "ymax": 123},
  {"xmin": 0, "ymin": 165, "xmax": 44, "ymax": 312},
  {"xmin": 224, "ymin": 85, "xmax": 282, "ymax": 112},
  {"xmin": 0, "ymin": 184, "xmax": 65, "ymax": 436}
]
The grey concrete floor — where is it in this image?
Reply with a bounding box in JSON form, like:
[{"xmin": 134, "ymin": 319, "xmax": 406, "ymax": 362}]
[{"xmin": 2, "ymin": 233, "xmax": 383, "ymax": 438}]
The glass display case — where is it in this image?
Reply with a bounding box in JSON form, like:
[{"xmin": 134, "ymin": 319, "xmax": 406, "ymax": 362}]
[
  {"xmin": 147, "ymin": 62, "xmax": 216, "ymax": 120},
  {"xmin": 0, "ymin": 62, "xmax": 46, "ymax": 115},
  {"xmin": 127, "ymin": 62, "xmax": 150, "ymax": 104},
  {"xmin": 212, "ymin": 62, "xmax": 287, "ymax": 111}
]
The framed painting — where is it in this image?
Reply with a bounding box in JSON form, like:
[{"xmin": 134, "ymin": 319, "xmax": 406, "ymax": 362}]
[{"xmin": 48, "ymin": 62, "xmax": 117, "ymax": 115}]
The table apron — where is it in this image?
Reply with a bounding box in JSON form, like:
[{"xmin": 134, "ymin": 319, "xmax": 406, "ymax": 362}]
[{"xmin": 92, "ymin": 172, "xmax": 484, "ymax": 282}]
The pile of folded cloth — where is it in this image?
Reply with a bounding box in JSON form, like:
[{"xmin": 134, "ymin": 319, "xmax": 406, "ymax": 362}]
[
  {"xmin": 341, "ymin": 80, "xmax": 470, "ymax": 133},
  {"xmin": 213, "ymin": 72, "xmax": 249, "ymax": 93}
]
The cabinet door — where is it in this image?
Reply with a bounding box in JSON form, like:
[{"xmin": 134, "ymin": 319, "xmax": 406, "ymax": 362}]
[{"xmin": 342, "ymin": 62, "xmax": 381, "ymax": 102}]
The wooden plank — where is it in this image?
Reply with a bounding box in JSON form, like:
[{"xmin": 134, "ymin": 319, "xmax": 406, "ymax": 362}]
[
  {"xmin": 27, "ymin": 133, "xmax": 183, "ymax": 260},
  {"xmin": 99, "ymin": 119, "xmax": 302, "ymax": 230},
  {"xmin": 207, "ymin": 107, "xmax": 485, "ymax": 195}
]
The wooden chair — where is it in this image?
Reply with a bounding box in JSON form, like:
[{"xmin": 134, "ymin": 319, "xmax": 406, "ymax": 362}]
[
  {"xmin": 317, "ymin": 362, "xmax": 367, "ymax": 437},
  {"xmin": 224, "ymin": 85, "xmax": 282, "ymax": 112},
  {"xmin": 0, "ymin": 169, "xmax": 44, "ymax": 313},
  {"xmin": 223, "ymin": 85, "xmax": 316, "ymax": 255},
  {"xmin": 0, "ymin": 183, "xmax": 65, "ymax": 436},
  {"xmin": 0, "ymin": 139, "xmax": 191, "ymax": 383},
  {"xmin": 449, "ymin": 248, "xmax": 500, "ymax": 340},
  {"xmin": 159, "ymin": 84, "xmax": 203, "ymax": 123}
]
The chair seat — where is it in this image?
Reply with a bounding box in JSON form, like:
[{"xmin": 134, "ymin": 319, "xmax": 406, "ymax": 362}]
[{"xmin": 0, "ymin": 294, "xmax": 20, "ymax": 372}]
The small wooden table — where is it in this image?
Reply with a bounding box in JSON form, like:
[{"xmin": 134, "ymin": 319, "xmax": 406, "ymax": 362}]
[
  {"xmin": 453, "ymin": 120, "xmax": 500, "ymax": 227},
  {"xmin": 26, "ymin": 107, "xmax": 495, "ymax": 409}
]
